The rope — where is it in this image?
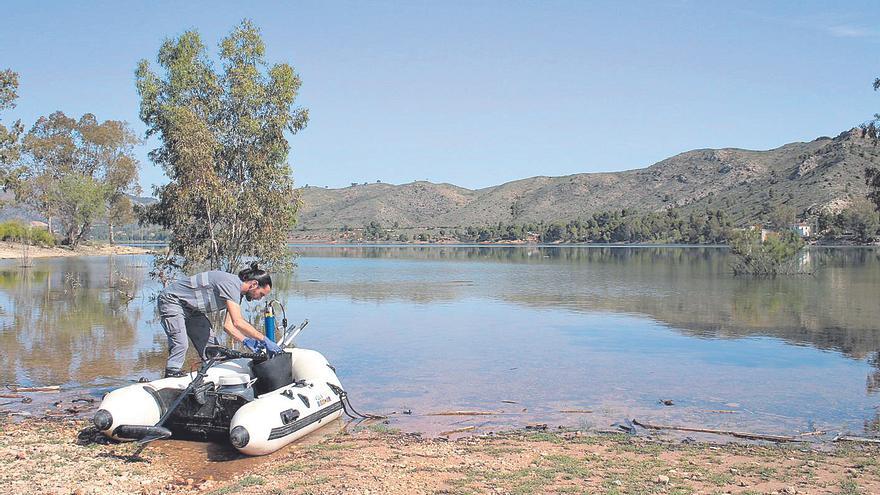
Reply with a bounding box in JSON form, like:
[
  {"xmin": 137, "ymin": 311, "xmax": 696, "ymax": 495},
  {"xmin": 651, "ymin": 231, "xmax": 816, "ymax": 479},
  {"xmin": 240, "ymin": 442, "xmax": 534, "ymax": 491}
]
[{"xmin": 328, "ymin": 383, "xmax": 386, "ymax": 420}]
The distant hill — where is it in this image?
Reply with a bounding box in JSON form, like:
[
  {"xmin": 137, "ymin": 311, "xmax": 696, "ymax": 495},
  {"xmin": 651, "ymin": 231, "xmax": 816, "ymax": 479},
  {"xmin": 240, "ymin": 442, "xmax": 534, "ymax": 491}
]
[{"xmin": 297, "ymin": 128, "xmax": 878, "ymax": 230}]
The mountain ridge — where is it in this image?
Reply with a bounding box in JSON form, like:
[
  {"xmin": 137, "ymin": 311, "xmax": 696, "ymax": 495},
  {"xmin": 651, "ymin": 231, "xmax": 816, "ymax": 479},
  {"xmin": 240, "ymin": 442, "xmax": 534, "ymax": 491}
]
[{"xmin": 296, "ymin": 129, "xmax": 877, "ymax": 230}]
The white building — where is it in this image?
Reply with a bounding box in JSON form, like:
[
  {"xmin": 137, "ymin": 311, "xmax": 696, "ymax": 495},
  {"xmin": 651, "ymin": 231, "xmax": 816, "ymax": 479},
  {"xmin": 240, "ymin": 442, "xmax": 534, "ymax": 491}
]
[{"xmin": 790, "ymin": 223, "xmax": 812, "ymax": 238}]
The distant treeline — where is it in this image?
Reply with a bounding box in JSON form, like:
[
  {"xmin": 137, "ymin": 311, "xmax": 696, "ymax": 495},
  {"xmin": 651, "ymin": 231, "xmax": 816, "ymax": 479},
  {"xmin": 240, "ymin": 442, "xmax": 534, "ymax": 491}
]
[
  {"xmin": 350, "ymin": 205, "xmax": 880, "ymax": 244},
  {"xmin": 354, "ymin": 209, "xmax": 733, "ymax": 244},
  {"xmin": 452, "ymin": 209, "xmax": 732, "ymax": 244}
]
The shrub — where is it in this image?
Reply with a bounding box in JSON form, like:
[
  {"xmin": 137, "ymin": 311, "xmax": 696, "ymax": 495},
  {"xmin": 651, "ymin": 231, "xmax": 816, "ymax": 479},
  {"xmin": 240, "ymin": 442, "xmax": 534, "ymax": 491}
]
[
  {"xmin": 0, "ymin": 221, "xmax": 56, "ymax": 246},
  {"xmin": 729, "ymin": 229, "xmax": 805, "ymax": 276},
  {"xmin": 28, "ymin": 227, "xmax": 55, "ymax": 246}
]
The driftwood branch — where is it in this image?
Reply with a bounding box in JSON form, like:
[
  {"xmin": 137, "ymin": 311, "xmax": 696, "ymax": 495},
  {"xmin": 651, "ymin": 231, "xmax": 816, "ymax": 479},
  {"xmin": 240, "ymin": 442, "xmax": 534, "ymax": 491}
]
[
  {"xmin": 796, "ymin": 430, "xmax": 827, "ymax": 437},
  {"xmin": 439, "ymin": 426, "xmax": 477, "ymax": 436},
  {"xmin": 632, "ymin": 419, "xmax": 802, "ymax": 443},
  {"xmin": 6, "ymin": 385, "xmax": 61, "ymax": 393},
  {"xmin": 833, "ymin": 435, "xmax": 880, "ymax": 444},
  {"xmin": 427, "ymin": 411, "xmax": 498, "ymax": 416}
]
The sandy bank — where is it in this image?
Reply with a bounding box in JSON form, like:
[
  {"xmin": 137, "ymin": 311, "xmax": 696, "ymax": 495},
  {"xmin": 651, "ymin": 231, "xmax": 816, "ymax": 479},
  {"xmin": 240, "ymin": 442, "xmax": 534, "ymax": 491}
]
[
  {"xmin": 0, "ymin": 241, "xmax": 152, "ymax": 260},
  {"xmin": 2, "ymin": 417, "xmax": 879, "ymax": 495}
]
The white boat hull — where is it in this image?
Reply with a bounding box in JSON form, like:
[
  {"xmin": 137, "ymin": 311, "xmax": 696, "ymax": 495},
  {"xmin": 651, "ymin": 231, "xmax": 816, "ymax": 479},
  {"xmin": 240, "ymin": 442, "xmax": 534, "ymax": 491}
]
[{"xmin": 94, "ymin": 348, "xmax": 344, "ymax": 456}]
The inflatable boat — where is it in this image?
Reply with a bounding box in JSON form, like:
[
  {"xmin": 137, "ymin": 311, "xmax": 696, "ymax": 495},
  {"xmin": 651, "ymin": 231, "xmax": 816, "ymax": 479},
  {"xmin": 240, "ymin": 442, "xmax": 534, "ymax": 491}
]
[{"xmin": 93, "ymin": 341, "xmax": 345, "ymax": 456}]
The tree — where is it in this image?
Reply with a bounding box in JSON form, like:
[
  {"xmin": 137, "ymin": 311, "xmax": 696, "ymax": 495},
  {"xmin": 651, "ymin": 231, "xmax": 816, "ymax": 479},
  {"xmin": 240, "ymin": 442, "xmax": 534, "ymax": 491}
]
[
  {"xmin": 836, "ymin": 200, "xmax": 879, "ymax": 243},
  {"xmin": 107, "ymin": 195, "xmax": 135, "ymax": 244},
  {"xmin": 729, "ymin": 228, "xmax": 805, "ymax": 276},
  {"xmin": 136, "ymin": 20, "xmax": 307, "ymax": 273},
  {"xmin": 767, "ymin": 204, "xmax": 796, "ymax": 230},
  {"xmin": 19, "ymin": 112, "xmax": 140, "ymax": 247},
  {"xmin": 864, "ymin": 76, "xmax": 880, "ymax": 213},
  {"xmin": 0, "ymin": 69, "xmax": 24, "ymax": 184}
]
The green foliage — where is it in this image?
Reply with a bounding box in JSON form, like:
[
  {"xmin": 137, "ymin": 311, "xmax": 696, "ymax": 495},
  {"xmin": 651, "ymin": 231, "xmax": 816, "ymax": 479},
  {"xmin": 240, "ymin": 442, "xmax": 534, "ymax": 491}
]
[
  {"xmin": 863, "ymin": 76, "xmax": 880, "ymax": 221},
  {"xmin": 27, "ymin": 227, "xmax": 55, "ymax": 246},
  {"xmin": 766, "ymin": 204, "xmax": 796, "ymax": 230},
  {"xmin": 106, "ymin": 195, "xmax": 135, "ymax": 243},
  {"xmin": 0, "ymin": 221, "xmax": 55, "ymax": 246},
  {"xmin": 363, "ymin": 221, "xmax": 383, "ymax": 239},
  {"xmin": 866, "ymin": 167, "xmax": 880, "ymax": 215},
  {"xmin": 56, "ymin": 174, "xmax": 108, "ymax": 243},
  {"xmin": 729, "ymin": 228, "xmax": 805, "ymax": 276},
  {"xmin": 817, "ymin": 201, "xmax": 880, "ymax": 242},
  {"xmin": 137, "ymin": 20, "xmax": 307, "ymax": 273},
  {"xmin": 440, "ymin": 208, "xmax": 733, "ymax": 244},
  {"xmin": 17, "ymin": 111, "xmax": 139, "ymax": 248},
  {"xmin": 0, "ymin": 68, "xmax": 24, "ymax": 177}
]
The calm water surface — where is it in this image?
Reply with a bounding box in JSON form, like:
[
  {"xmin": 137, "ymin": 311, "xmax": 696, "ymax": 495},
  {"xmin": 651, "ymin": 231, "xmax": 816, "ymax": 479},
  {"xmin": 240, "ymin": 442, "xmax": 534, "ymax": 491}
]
[{"xmin": 1, "ymin": 246, "xmax": 878, "ymax": 437}]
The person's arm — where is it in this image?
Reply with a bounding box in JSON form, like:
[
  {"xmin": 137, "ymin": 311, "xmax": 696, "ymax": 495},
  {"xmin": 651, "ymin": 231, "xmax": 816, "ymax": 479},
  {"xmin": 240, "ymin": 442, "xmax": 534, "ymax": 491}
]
[
  {"xmin": 223, "ymin": 311, "xmax": 246, "ymax": 342},
  {"xmin": 224, "ymin": 299, "xmax": 265, "ymax": 341}
]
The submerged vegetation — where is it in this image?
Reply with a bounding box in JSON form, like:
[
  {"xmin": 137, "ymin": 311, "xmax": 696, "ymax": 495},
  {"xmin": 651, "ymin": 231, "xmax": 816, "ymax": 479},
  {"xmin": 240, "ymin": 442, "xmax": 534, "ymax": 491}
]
[{"xmin": 728, "ymin": 228, "xmax": 806, "ymax": 276}]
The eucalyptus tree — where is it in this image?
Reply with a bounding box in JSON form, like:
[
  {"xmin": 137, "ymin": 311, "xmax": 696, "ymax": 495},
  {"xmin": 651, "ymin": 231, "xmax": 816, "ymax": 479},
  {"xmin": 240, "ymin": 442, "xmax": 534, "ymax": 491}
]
[
  {"xmin": 136, "ymin": 20, "xmax": 307, "ymax": 274},
  {"xmin": 21, "ymin": 112, "xmax": 140, "ymax": 247},
  {"xmin": 0, "ymin": 69, "xmax": 23, "ymax": 180}
]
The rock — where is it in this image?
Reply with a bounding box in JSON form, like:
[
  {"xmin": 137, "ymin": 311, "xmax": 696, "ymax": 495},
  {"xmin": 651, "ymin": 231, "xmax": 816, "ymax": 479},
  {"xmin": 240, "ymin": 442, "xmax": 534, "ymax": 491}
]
[
  {"xmin": 655, "ymin": 475, "xmax": 670, "ymax": 484},
  {"xmin": 783, "ymin": 486, "xmax": 797, "ymax": 494}
]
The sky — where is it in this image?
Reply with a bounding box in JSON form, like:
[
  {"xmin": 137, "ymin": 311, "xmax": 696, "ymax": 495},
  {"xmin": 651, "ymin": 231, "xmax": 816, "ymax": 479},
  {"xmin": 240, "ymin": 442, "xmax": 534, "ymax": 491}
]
[{"xmin": 2, "ymin": 1, "xmax": 880, "ymax": 193}]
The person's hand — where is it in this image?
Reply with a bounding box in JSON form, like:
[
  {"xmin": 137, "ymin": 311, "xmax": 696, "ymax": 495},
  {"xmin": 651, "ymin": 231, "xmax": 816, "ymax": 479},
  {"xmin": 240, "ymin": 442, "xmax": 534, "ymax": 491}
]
[
  {"xmin": 242, "ymin": 337, "xmax": 265, "ymax": 353},
  {"xmin": 263, "ymin": 338, "xmax": 283, "ymax": 357}
]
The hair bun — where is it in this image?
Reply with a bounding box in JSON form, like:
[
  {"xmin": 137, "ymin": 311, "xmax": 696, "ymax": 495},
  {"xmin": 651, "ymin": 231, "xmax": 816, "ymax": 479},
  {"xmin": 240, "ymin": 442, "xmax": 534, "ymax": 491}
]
[{"xmin": 250, "ymin": 261, "xmax": 259, "ymax": 271}]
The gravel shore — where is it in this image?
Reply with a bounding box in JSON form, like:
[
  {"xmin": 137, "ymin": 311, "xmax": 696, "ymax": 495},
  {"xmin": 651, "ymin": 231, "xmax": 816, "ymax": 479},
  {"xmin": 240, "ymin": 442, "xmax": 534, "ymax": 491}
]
[{"xmin": 3, "ymin": 417, "xmax": 880, "ymax": 495}]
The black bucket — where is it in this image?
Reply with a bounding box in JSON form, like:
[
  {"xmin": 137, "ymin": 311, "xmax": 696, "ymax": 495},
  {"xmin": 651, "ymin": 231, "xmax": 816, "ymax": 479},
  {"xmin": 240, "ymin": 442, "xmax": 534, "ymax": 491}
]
[{"xmin": 251, "ymin": 354, "xmax": 294, "ymax": 396}]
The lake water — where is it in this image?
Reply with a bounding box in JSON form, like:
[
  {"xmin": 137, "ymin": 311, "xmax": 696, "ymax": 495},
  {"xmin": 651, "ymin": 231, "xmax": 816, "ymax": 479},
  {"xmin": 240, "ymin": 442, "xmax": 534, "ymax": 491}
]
[{"xmin": 1, "ymin": 246, "xmax": 878, "ymax": 438}]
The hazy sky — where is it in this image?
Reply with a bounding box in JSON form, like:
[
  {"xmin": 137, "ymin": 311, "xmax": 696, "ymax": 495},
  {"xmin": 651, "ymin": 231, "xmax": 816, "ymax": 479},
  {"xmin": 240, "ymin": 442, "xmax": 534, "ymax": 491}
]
[{"xmin": 3, "ymin": 1, "xmax": 879, "ymax": 192}]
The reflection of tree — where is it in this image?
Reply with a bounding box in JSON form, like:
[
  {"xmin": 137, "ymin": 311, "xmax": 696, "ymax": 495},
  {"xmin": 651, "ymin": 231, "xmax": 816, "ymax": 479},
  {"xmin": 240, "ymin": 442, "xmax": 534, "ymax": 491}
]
[
  {"xmin": 0, "ymin": 257, "xmax": 148, "ymax": 385},
  {"xmin": 293, "ymin": 246, "xmax": 880, "ymax": 360},
  {"xmin": 867, "ymin": 352, "xmax": 880, "ymax": 435},
  {"xmin": 868, "ymin": 352, "xmax": 880, "ymax": 395}
]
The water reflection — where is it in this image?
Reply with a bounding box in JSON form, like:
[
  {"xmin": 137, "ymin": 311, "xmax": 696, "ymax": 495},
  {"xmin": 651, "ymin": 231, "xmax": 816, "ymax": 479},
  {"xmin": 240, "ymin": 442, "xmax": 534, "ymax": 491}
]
[
  {"xmin": 292, "ymin": 246, "xmax": 880, "ymax": 360},
  {"xmin": 0, "ymin": 257, "xmax": 152, "ymax": 386},
  {"xmin": 0, "ymin": 246, "xmax": 877, "ymax": 436}
]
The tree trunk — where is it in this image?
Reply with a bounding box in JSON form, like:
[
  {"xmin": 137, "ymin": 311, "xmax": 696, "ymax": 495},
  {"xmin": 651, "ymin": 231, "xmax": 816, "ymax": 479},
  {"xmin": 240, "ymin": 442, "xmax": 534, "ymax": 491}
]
[
  {"xmin": 109, "ymin": 222, "xmax": 115, "ymax": 244},
  {"xmin": 67, "ymin": 222, "xmax": 90, "ymax": 249}
]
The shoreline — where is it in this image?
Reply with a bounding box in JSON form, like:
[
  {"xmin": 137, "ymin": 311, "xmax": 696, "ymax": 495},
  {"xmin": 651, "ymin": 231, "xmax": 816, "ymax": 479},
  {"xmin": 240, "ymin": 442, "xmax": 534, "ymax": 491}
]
[
  {"xmin": 2, "ymin": 416, "xmax": 879, "ymax": 494},
  {"xmin": 0, "ymin": 241, "xmax": 153, "ymax": 260},
  {"xmin": 287, "ymin": 236, "xmax": 880, "ymax": 247}
]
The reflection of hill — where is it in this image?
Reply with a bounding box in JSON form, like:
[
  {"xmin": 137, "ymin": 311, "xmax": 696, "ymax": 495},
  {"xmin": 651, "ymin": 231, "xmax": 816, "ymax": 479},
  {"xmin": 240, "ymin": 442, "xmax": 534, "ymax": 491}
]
[{"xmin": 294, "ymin": 246, "xmax": 880, "ymax": 360}]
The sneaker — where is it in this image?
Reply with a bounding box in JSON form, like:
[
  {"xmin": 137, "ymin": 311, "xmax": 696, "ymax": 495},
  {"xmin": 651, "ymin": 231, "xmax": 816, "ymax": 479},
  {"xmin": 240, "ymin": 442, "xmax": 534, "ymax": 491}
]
[{"xmin": 164, "ymin": 368, "xmax": 186, "ymax": 378}]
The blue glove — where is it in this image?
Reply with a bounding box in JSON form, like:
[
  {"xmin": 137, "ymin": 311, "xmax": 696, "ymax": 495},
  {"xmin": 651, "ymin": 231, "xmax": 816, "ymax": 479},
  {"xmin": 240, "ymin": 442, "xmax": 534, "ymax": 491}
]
[
  {"xmin": 263, "ymin": 338, "xmax": 283, "ymax": 357},
  {"xmin": 242, "ymin": 337, "xmax": 265, "ymax": 353}
]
